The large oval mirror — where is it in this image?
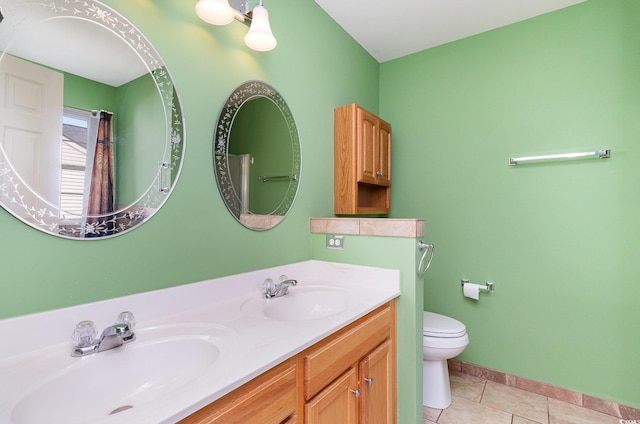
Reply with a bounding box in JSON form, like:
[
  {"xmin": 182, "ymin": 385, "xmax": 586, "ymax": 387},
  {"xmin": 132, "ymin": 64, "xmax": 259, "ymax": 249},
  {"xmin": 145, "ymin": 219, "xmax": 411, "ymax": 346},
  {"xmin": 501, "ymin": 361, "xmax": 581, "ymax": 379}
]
[
  {"xmin": 214, "ymin": 81, "xmax": 301, "ymax": 230},
  {"xmin": 0, "ymin": 0, "xmax": 185, "ymax": 239}
]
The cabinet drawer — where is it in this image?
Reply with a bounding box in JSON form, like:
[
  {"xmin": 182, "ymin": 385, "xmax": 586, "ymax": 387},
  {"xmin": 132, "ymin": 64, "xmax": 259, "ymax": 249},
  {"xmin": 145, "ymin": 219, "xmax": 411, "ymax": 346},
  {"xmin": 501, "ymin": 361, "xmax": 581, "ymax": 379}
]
[
  {"xmin": 180, "ymin": 357, "xmax": 297, "ymax": 424},
  {"xmin": 303, "ymin": 305, "xmax": 391, "ymax": 400}
]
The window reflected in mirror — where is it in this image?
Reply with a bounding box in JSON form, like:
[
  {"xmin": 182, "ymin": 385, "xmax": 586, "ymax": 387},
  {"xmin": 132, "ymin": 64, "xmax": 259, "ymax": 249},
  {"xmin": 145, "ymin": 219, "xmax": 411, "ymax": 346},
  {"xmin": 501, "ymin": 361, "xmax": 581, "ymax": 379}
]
[{"xmin": 61, "ymin": 108, "xmax": 90, "ymax": 220}]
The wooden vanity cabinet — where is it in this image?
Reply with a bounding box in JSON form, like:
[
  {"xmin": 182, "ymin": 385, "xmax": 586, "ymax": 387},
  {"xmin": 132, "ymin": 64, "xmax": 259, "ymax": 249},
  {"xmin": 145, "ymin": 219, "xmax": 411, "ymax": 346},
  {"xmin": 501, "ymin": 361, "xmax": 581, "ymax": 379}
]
[
  {"xmin": 179, "ymin": 357, "xmax": 297, "ymax": 424},
  {"xmin": 303, "ymin": 302, "xmax": 397, "ymax": 424},
  {"xmin": 180, "ymin": 301, "xmax": 396, "ymax": 424},
  {"xmin": 334, "ymin": 104, "xmax": 392, "ymax": 215},
  {"xmin": 305, "ymin": 341, "xmax": 394, "ymax": 424}
]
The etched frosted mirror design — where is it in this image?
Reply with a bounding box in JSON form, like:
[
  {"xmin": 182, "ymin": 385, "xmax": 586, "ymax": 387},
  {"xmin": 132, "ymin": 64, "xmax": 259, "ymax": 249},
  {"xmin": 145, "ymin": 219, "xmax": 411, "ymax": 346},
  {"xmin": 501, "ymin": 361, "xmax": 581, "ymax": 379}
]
[
  {"xmin": 214, "ymin": 81, "xmax": 301, "ymax": 230},
  {"xmin": 0, "ymin": 0, "xmax": 185, "ymax": 239}
]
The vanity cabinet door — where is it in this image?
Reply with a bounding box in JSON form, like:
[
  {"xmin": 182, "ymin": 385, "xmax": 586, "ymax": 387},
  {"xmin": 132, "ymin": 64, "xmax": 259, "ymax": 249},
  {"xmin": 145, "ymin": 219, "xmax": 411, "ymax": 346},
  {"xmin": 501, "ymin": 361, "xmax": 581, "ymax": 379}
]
[
  {"xmin": 180, "ymin": 357, "xmax": 297, "ymax": 424},
  {"xmin": 359, "ymin": 339, "xmax": 394, "ymax": 424},
  {"xmin": 305, "ymin": 367, "xmax": 358, "ymax": 424}
]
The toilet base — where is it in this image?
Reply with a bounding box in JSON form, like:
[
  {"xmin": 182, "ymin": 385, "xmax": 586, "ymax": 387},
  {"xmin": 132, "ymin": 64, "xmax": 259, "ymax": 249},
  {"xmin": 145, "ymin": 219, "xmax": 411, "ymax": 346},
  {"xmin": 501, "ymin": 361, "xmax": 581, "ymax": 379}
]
[{"xmin": 423, "ymin": 359, "xmax": 452, "ymax": 409}]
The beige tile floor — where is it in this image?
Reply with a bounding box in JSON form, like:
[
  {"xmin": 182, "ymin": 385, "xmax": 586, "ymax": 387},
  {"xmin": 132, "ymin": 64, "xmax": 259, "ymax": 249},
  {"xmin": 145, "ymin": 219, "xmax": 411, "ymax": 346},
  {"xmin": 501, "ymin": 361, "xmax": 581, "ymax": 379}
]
[{"xmin": 423, "ymin": 371, "xmax": 622, "ymax": 424}]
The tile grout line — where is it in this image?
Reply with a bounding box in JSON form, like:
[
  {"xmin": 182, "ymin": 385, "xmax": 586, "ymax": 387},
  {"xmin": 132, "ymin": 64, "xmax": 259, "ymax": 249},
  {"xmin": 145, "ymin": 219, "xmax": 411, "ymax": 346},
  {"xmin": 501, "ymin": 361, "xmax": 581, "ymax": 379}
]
[
  {"xmin": 479, "ymin": 378, "xmax": 488, "ymax": 404},
  {"xmin": 547, "ymin": 394, "xmax": 551, "ymax": 424}
]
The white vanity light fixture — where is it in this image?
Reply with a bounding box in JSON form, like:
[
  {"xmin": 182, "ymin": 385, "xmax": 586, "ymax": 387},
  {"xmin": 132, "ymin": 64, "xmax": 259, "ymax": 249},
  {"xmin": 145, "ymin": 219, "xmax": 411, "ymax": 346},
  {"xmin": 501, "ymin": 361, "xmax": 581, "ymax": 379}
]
[
  {"xmin": 243, "ymin": 2, "xmax": 277, "ymax": 51},
  {"xmin": 195, "ymin": 0, "xmax": 277, "ymax": 51},
  {"xmin": 195, "ymin": 0, "xmax": 235, "ymax": 25}
]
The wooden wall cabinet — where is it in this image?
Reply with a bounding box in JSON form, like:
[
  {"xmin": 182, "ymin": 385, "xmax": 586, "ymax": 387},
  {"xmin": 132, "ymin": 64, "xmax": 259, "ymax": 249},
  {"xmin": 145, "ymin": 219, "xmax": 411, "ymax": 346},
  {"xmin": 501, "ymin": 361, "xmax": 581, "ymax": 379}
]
[
  {"xmin": 334, "ymin": 104, "xmax": 392, "ymax": 215},
  {"xmin": 181, "ymin": 301, "xmax": 396, "ymax": 424}
]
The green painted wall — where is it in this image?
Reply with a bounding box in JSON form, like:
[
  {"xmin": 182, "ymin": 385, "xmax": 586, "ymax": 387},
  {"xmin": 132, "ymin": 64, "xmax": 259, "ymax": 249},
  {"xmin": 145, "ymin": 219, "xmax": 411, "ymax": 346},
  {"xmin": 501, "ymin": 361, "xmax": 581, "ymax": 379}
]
[
  {"xmin": 3, "ymin": 0, "xmax": 637, "ymax": 417},
  {"xmin": 0, "ymin": 0, "xmax": 378, "ymax": 319},
  {"xmin": 229, "ymin": 97, "xmax": 292, "ymax": 214},
  {"xmin": 115, "ymin": 73, "xmax": 165, "ymax": 206},
  {"xmin": 63, "ymin": 72, "xmax": 117, "ymax": 112},
  {"xmin": 380, "ymin": 0, "xmax": 640, "ymax": 408},
  {"xmin": 311, "ymin": 233, "xmax": 424, "ymax": 424}
]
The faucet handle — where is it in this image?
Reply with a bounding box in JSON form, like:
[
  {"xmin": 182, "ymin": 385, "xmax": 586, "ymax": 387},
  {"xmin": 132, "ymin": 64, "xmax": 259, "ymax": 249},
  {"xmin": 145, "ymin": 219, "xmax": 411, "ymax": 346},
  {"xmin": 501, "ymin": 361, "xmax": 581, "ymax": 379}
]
[
  {"xmin": 116, "ymin": 311, "xmax": 137, "ymax": 343},
  {"xmin": 116, "ymin": 311, "xmax": 137, "ymax": 330},
  {"xmin": 71, "ymin": 320, "xmax": 97, "ymax": 347},
  {"xmin": 263, "ymin": 278, "xmax": 274, "ymax": 291},
  {"xmin": 279, "ymin": 274, "xmax": 288, "ymax": 282}
]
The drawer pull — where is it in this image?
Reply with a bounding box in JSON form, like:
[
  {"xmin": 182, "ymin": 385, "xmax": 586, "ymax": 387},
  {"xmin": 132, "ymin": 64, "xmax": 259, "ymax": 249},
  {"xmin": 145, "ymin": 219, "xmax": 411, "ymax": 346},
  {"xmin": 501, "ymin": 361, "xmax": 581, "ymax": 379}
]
[
  {"xmin": 364, "ymin": 377, "xmax": 374, "ymax": 386},
  {"xmin": 350, "ymin": 388, "xmax": 361, "ymax": 398}
]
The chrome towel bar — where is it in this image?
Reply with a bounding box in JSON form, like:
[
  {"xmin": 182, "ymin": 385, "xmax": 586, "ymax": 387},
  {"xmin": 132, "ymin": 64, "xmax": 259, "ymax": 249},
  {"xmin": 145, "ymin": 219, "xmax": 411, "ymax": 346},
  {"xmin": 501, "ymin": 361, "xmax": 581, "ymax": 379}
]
[
  {"xmin": 259, "ymin": 174, "xmax": 298, "ymax": 182},
  {"xmin": 508, "ymin": 149, "xmax": 610, "ymax": 166}
]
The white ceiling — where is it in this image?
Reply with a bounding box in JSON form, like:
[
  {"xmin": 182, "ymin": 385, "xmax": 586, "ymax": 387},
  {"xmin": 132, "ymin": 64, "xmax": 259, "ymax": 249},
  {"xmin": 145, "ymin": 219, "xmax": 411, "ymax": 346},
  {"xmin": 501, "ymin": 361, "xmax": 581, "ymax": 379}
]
[
  {"xmin": 1, "ymin": 1, "xmax": 588, "ymax": 83},
  {"xmin": 7, "ymin": 18, "xmax": 148, "ymax": 87},
  {"xmin": 313, "ymin": 0, "xmax": 587, "ymax": 62},
  {"xmin": 0, "ymin": 0, "xmax": 149, "ymax": 87}
]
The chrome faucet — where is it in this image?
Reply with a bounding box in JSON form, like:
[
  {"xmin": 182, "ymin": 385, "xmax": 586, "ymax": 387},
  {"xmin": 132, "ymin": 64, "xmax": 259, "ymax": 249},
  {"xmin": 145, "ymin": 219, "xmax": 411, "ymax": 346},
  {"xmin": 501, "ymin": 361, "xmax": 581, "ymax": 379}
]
[
  {"xmin": 71, "ymin": 311, "xmax": 136, "ymax": 357},
  {"xmin": 96, "ymin": 323, "xmax": 135, "ymax": 352},
  {"xmin": 263, "ymin": 275, "xmax": 298, "ymax": 299}
]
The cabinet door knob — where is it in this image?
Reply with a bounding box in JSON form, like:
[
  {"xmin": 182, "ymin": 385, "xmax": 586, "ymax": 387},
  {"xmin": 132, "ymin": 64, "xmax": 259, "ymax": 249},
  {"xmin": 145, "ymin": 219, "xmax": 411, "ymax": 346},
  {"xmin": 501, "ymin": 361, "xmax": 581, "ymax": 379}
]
[
  {"xmin": 364, "ymin": 377, "xmax": 374, "ymax": 385},
  {"xmin": 350, "ymin": 388, "xmax": 361, "ymax": 398},
  {"xmin": 376, "ymin": 171, "xmax": 385, "ymax": 176}
]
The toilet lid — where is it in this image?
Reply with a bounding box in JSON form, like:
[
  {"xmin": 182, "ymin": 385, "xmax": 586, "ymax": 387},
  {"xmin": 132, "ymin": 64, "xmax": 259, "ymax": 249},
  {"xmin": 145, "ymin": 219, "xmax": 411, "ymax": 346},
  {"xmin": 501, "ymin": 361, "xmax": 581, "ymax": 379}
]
[{"xmin": 423, "ymin": 311, "xmax": 466, "ymax": 338}]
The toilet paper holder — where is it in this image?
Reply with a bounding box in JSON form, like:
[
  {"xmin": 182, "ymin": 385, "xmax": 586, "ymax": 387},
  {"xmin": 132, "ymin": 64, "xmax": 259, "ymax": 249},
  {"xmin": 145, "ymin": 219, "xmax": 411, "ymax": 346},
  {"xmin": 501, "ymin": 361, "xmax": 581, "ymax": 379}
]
[{"xmin": 461, "ymin": 279, "xmax": 495, "ymax": 291}]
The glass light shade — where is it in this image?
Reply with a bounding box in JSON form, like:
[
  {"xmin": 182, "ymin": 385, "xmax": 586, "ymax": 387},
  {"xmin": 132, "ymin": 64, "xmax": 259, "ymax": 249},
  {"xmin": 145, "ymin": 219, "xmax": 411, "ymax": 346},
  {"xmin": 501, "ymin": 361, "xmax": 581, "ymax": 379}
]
[
  {"xmin": 244, "ymin": 5, "xmax": 277, "ymax": 51},
  {"xmin": 195, "ymin": 0, "xmax": 235, "ymax": 25}
]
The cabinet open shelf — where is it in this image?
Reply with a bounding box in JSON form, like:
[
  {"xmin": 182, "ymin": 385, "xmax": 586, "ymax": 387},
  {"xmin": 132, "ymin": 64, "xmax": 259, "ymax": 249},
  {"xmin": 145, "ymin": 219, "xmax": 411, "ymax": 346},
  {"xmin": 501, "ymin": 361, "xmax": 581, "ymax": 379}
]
[{"xmin": 356, "ymin": 183, "xmax": 390, "ymax": 214}]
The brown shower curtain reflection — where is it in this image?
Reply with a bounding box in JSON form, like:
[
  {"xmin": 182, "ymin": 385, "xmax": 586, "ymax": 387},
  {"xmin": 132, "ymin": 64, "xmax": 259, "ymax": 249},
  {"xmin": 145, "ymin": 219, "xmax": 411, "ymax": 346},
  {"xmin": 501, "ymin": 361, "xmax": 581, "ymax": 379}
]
[{"xmin": 86, "ymin": 111, "xmax": 115, "ymax": 237}]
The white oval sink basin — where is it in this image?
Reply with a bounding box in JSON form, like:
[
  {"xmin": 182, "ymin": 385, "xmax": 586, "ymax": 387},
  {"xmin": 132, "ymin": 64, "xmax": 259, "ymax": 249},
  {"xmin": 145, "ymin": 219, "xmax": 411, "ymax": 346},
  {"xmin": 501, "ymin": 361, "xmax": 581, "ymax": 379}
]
[
  {"xmin": 242, "ymin": 285, "xmax": 358, "ymax": 321},
  {"xmin": 10, "ymin": 323, "xmax": 236, "ymax": 424}
]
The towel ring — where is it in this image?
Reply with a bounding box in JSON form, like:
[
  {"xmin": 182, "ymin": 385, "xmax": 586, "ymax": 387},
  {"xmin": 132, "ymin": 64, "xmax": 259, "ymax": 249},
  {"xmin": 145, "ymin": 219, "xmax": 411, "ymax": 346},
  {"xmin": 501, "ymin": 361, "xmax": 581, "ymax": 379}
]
[{"xmin": 417, "ymin": 241, "xmax": 435, "ymax": 277}]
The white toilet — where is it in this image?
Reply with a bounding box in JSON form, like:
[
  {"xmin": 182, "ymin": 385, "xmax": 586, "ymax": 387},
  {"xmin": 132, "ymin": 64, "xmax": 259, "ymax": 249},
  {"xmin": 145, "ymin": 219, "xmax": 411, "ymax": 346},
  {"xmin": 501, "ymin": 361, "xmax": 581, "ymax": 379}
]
[{"xmin": 423, "ymin": 311, "xmax": 469, "ymax": 409}]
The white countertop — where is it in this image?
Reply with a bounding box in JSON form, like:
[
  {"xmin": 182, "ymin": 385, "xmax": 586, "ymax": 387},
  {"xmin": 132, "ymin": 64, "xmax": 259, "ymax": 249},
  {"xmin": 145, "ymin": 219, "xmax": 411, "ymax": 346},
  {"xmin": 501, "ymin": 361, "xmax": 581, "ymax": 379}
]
[{"xmin": 0, "ymin": 260, "xmax": 400, "ymax": 424}]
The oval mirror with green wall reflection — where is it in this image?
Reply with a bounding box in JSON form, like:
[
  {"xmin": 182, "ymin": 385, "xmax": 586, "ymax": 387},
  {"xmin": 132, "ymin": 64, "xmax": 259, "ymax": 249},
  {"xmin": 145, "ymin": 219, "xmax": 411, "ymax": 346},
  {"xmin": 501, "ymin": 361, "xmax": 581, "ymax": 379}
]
[
  {"xmin": 214, "ymin": 81, "xmax": 301, "ymax": 230},
  {"xmin": 0, "ymin": 0, "xmax": 185, "ymax": 239}
]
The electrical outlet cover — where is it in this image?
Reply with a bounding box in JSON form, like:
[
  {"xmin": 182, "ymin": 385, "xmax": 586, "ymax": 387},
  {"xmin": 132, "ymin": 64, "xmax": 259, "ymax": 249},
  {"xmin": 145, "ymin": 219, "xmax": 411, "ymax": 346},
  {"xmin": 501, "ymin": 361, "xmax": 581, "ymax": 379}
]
[{"xmin": 326, "ymin": 234, "xmax": 345, "ymax": 250}]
